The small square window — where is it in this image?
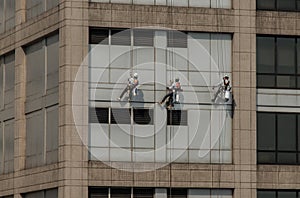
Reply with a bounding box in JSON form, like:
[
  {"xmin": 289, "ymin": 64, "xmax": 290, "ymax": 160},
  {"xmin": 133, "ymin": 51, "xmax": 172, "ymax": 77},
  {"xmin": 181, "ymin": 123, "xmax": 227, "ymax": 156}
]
[
  {"xmin": 111, "ymin": 108, "xmax": 131, "ymax": 124},
  {"xmin": 89, "ymin": 107, "xmax": 109, "ymax": 123},
  {"xmin": 90, "ymin": 28, "xmax": 109, "ymax": 45},
  {"xmin": 277, "ymin": 0, "xmax": 296, "ymax": 10},
  {"xmin": 257, "ymin": 0, "xmax": 276, "ymax": 10},
  {"xmin": 167, "ymin": 110, "xmax": 187, "ymax": 125},
  {"xmin": 133, "ymin": 29, "xmax": 154, "ymax": 46},
  {"xmin": 257, "ymin": 75, "xmax": 275, "ymax": 88},
  {"xmin": 167, "ymin": 31, "xmax": 187, "ymax": 48},
  {"xmin": 257, "ymin": 151, "xmax": 276, "ymax": 164}
]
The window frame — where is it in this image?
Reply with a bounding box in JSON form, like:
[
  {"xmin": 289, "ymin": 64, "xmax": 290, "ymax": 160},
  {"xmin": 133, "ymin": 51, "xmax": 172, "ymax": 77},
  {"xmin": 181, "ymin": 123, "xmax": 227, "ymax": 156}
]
[
  {"xmin": 257, "ymin": 112, "xmax": 300, "ymax": 165},
  {"xmin": 257, "ymin": 190, "xmax": 300, "ymax": 198},
  {"xmin": 257, "ymin": 35, "xmax": 300, "ymax": 89}
]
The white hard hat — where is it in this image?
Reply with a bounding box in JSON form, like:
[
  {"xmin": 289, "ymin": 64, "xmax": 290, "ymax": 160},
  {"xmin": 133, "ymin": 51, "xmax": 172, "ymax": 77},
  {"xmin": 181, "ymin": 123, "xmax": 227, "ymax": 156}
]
[{"xmin": 133, "ymin": 73, "xmax": 138, "ymax": 78}]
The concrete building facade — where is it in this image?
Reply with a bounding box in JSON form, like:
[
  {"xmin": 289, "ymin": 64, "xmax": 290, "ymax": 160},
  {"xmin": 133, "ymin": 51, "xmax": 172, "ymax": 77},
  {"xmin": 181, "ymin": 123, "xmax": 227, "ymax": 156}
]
[{"xmin": 0, "ymin": 0, "xmax": 299, "ymax": 197}]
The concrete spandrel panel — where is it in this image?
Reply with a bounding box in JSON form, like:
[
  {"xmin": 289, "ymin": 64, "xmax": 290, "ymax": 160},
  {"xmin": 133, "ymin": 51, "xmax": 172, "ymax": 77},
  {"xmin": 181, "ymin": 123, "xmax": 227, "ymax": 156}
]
[
  {"xmin": 189, "ymin": 110, "xmax": 211, "ymax": 149},
  {"xmin": 188, "ymin": 33, "xmax": 210, "ymax": 72},
  {"xmin": 134, "ymin": 125, "xmax": 155, "ymax": 148},
  {"xmin": 168, "ymin": 149, "xmax": 188, "ymax": 162},
  {"xmin": 167, "ymin": 0, "xmax": 188, "ymax": 6},
  {"xmin": 189, "ymin": 71, "xmax": 211, "ymax": 87},
  {"xmin": 257, "ymin": 93, "xmax": 276, "ymax": 106},
  {"xmin": 167, "ymin": 126, "xmax": 188, "ymax": 149},
  {"xmin": 110, "ymin": 125, "xmax": 131, "ymax": 148},
  {"xmin": 189, "ymin": 149, "xmax": 211, "ymax": 163},
  {"xmin": 188, "ymin": 189, "xmax": 210, "ymax": 198},
  {"xmin": 133, "ymin": 0, "xmax": 154, "ymax": 4},
  {"xmin": 133, "ymin": 149, "xmax": 155, "ymax": 162},
  {"xmin": 90, "ymin": 147, "xmax": 109, "ymax": 161},
  {"xmin": 90, "ymin": 68, "xmax": 109, "ymax": 83},
  {"xmin": 90, "ymin": 45, "xmax": 110, "ymax": 68},
  {"xmin": 111, "ymin": 0, "xmax": 131, "ymax": 4},
  {"xmin": 210, "ymin": 34, "xmax": 231, "ymax": 73},
  {"xmin": 110, "ymin": 46, "xmax": 131, "ymax": 68},
  {"xmin": 277, "ymin": 94, "xmax": 298, "ymax": 107},
  {"xmin": 90, "ymin": 124, "xmax": 109, "ymax": 147},
  {"xmin": 211, "ymin": 0, "xmax": 231, "ymax": 8},
  {"xmin": 110, "ymin": 148, "xmax": 131, "ymax": 162},
  {"xmin": 167, "ymin": 48, "xmax": 188, "ymax": 71}
]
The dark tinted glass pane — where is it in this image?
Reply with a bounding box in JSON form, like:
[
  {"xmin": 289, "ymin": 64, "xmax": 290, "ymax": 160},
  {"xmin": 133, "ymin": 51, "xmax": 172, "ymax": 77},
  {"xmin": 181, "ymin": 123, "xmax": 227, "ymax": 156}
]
[
  {"xmin": 133, "ymin": 109, "xmax": 153, "ymax": 125},
  {"xmin": 257, "ymin": 37, "xmax": 275, "ymax": 73},
  {"xmin": 90, "ymin": 28, "xmax": 109, "ymax": 44},
  {"xmin": 297, "ymin": 39, "xmax": 300, "ymax": 74},
  {"xmin": 89, "ymin": 107, "xmax": 109, "ymax": 123},
  {"xmin": 277, "ymin": 0, "xmax": 296, "ymax": 10},
  {"xmin": 298, "ymin": 0, "xmax": 300, "ymax": 10},
  {"xmin": 111, "ymin": 188, "xmax": 131, "ymax": 198},
  {"xmin": 167, "ymin": 31, "xmax": 187, "ymax": 48},
  {"xmin": 133, "ymin": 29, "xmax": 154, "ymax": 46},
  {"xmin": 277, "ymin": 76, "xmax": 296, "ymax": 88},
  {"xmin": 133, "ymin": 188, "xmax": 154, "ymax": 198},
  {"xmin": 257, "ymin": 113, "xmax": 276, "ymax": 150},
  {"xmin": 111, "ymin": 108, "xmax": 131, "ymax": 124},
  {"xmin": 90, "ymin": 188, "xmax": 109, "ymax": 198},
  {"xmin": 167, "ymin": 189, "xmax": 187, "ymax": 198},
  {"xmin": 167, "ymin": 110, "xmax": 187, "ymax": 125},
  {"xmin": 257, "ymin": 152, "xmax": 276, "ymax": 164},
  {"xmin": 111, "ymin": 29, "xmax": 131, "ymax": 46},
  {"xmin": 257, "ymin": 191, "xmax": 276, "ymax": 198},
  {"xmin": 257, "ymin": 0, "xmax": 276, "ymax": 9},
  {"xmin": 277, "ymin": 38, "xmax": 296, "ymax": 75},
  {"xmin": 257, "ymin": 75, "xmax": 275, "ymax": 87},
  {"xmin": 297, "ymin": 77, "xmax": 300, "ymax": 88},
  {"xmin": 298, "ymin": 115, "xmax": 300, "ymax": 150},
  {"xmin": 277, "ymin": 152, "xmax": 297, "ymax": 164},
  {"xmin": 278, "ymin": 114, "xmax": 296, "ymax": 151},
  {"xmin": 278, "ymin": 191, "xmax": 297, "ymax": 198}
]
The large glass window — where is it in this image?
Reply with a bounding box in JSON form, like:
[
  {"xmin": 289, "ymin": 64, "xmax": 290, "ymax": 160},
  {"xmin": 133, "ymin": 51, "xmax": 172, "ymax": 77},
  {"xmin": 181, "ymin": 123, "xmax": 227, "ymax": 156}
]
[
  {"xmin": 258, "ymin": 190, "xmax": 300, "ymax": 198},
  {"xmin": 24, "ymin": 33, "xmax": 59, "ymax": 169},
  {"xmin": 26, "ymin": 0, "xmax": 59, "ymax": 20},
  {"xmin": 257, "ymin": 112, "xmax": 300, "ymax": 164},
  {"xmin": 90, "ymin": 0, "xmax": 231, "ymax": 8},
  {"xmin": 0, "ymin": 52, "xmax": 15, "ymax": 175},
  {"xmin": 0, "ymin": 0, "xmax": 15, "ymax": 34},
  {"xmin": 257, "ymin": 0, "xmax": 300, "ymax": 11},
  {"xmin": 257, "ymin": 36, "xmax": 300, "ymax": 89},
  {"xmin": 22, "ymin": 188, "xmax": 58, "ymax": 198},
  {"xmin": 89, "ymin": 188, "xmax": 232, "ymax": 198},
  {"xmin": 88, "ymin": 28, "xmax": 232, "ymax": 164}
]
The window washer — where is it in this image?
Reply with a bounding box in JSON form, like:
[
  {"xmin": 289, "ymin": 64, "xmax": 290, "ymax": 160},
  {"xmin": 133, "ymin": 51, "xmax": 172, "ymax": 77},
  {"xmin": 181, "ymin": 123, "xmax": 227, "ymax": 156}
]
[
  {"xmin": 211, "ymin": 75, "xmax": 231, "ymax": 102},
  {"xmin": 117, "ymin": 73, "xmax": 139, "ymax": 101},
  {"xmin": 159, "ymin": 77, "xmax": 182, "ymax": 108}
]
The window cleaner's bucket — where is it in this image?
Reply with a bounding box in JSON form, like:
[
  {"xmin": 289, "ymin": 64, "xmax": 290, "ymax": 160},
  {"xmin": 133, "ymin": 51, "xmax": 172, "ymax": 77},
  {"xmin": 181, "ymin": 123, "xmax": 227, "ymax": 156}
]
[{"xmin": 225, "ymin": 90, "xmax": 230, "ymax": 100}]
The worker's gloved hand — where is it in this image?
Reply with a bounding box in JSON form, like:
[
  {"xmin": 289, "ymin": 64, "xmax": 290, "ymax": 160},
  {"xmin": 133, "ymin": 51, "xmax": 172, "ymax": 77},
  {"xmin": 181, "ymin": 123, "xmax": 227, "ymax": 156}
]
[{"xmin": 166, "ymin": 87, "xmax": 170, "ymax": 89}]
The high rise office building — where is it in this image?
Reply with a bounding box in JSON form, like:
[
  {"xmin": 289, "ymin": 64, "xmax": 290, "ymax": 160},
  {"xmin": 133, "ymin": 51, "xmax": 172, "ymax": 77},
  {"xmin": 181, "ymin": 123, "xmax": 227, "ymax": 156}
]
[{"xmin": 0, "ymin": 0, "xmax": 299, "ymax": 197}]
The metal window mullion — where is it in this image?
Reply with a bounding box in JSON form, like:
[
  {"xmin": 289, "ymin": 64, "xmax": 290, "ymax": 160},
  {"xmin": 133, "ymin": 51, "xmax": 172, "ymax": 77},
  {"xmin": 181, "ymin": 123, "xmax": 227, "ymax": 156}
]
[
  {"xmin": 274, "ymin": 37, "xmax": 278, "ymax": 88},
  {"xmin": 43, "ymin": 108, "xmax": 47, "ymax": 165},
  {"xmin": 1, "ymin": 122, "xmax": 4, "ymax": 174},
  {"xmin": 275, "ymin": 113, "xmax": 278, "ymax": 163},
  {"xmin": 44, "ymin": 40, "xmax": 47, "ymax": 96}
]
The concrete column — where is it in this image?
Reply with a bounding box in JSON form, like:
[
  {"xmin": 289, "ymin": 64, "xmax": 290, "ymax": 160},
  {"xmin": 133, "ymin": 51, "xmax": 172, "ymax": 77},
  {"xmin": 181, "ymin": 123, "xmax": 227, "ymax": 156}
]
[{"xmin": 58, "ymin": 0, "xmax": 89, "ymax": 197}]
